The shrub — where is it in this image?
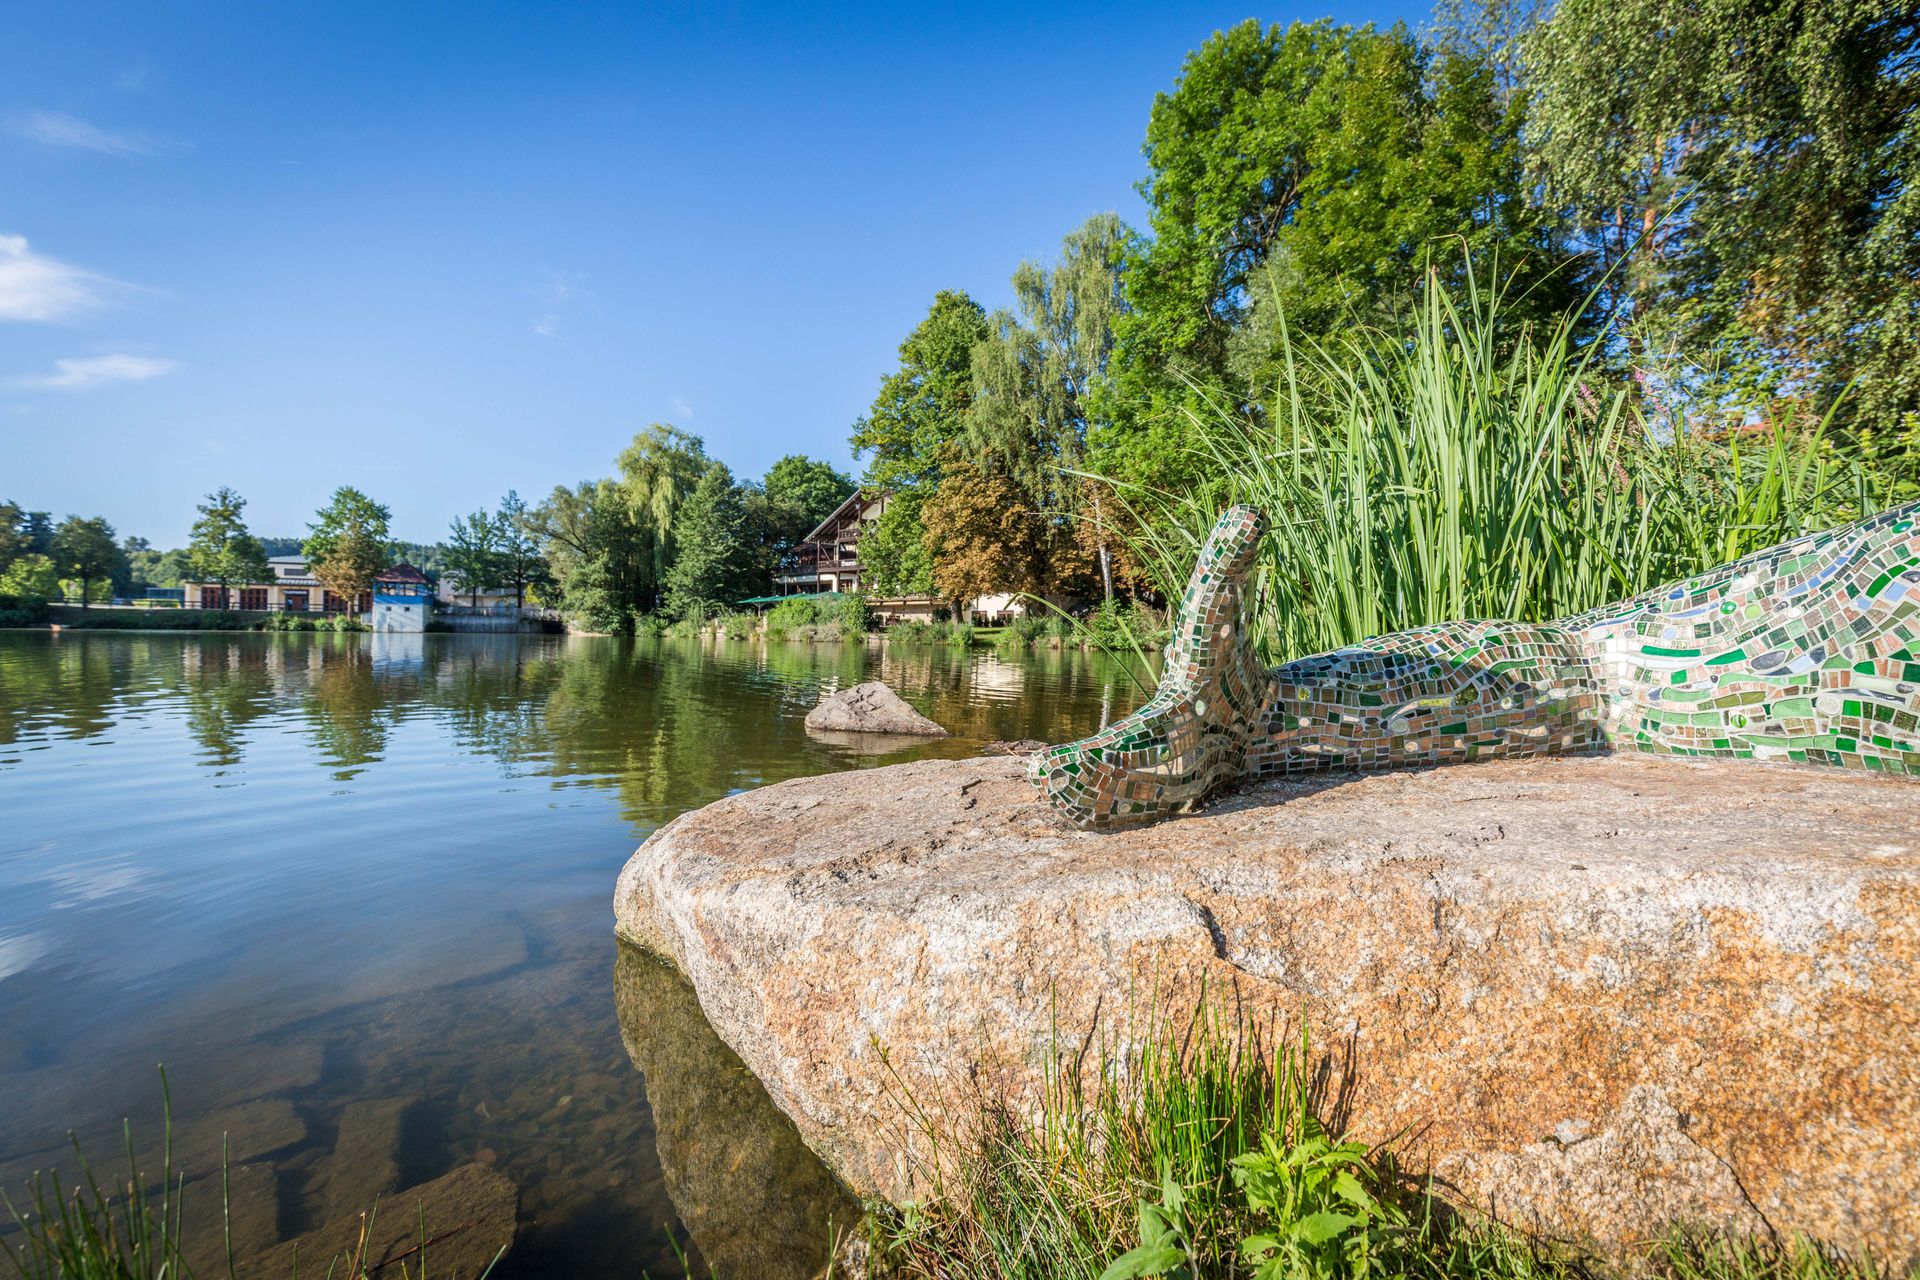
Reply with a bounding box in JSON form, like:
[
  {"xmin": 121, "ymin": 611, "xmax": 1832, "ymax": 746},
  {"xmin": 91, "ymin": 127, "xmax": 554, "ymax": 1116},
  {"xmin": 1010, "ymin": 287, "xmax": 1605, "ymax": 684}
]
[
  {"xmin": 838, "ymin": 593, "xmax": 873, "ymax": 634},
  {"xmin": 946, "ymin": 622, "xmax": 975, "ymax": 647},
  {"xmin": 0, "ymin": 592, "xmax": 49, "ymax": 627},
  {"xmin": 889, "ymin": 618, "xmax": 932, "ymax": 645},
  {"xmin": 721, "ymin": 611, "xmax": 757, "ymax": 640}
]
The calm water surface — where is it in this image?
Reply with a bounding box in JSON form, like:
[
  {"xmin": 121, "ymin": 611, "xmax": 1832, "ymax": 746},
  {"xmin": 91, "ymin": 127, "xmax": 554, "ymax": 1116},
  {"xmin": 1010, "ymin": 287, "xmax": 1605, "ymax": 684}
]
[{"xmin": 0, "ymin": 631, "xmax": 1140, "ymax": 1277}]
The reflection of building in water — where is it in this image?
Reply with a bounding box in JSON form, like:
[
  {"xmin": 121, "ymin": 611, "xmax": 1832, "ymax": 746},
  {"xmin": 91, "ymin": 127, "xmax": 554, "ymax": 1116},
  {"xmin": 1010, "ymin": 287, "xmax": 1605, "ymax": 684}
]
[
  {"xmin": 969, "ymin": 653, "xmax": 1027, "ymax": 696},
  {"xmin": 372, "ymin": 564, "xmax": 432, "ymax": 633},
  {"xmin": 370, "ymin": 630, "xmax": 426, "ymax": 673},
  {"xmin": 613, "ymin": 943, "xmax": 858, "ymax": 1280}
]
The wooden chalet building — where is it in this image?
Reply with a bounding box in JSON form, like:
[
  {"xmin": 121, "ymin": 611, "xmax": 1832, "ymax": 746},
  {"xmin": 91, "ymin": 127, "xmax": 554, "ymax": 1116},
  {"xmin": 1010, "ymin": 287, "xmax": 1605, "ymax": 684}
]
[{"xmin": 767, "ymin": 490, "xmax": 1044, "ymax": 623}]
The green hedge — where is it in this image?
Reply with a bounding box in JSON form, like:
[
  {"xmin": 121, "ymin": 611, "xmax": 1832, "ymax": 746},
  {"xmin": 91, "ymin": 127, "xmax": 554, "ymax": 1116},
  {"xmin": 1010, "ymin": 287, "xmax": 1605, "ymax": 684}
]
[{"xmin": 0, "ymin": 593, "xmax": 50, "ymax": 627}]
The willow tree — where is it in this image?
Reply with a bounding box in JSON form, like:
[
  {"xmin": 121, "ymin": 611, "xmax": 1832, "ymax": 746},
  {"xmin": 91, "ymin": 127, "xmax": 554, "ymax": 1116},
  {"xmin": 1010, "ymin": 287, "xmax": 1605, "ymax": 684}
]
[
  {"xmin": 966, "ymin": 213, "xmax": 1130, "ymax": 599},
  {"xmin": 616, "ymin": 423, "xmax": 713, "ymax": 612}
]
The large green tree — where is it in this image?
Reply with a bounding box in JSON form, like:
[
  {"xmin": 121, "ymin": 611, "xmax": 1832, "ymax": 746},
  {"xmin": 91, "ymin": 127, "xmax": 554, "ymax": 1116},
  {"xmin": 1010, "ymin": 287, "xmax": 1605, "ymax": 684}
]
[
  {"xmin": 617, "ymin": 424, "xmax": 714, "ymax": 612},
  {"xmin": 849, "ymin": 291, "xmax": 990, "ymax": 493},
  {"xmin": 494, "ymin": 489, "xmax": 547, "ymax": 609},
  {"xmin": 303, "ymin": 487, "xmax": 392, "ymax": 612},
  {"xmin": 187, "ymin": 487, "xmax": 272, "ymax": 604},
  {"xmin": 1525, "ymin": 0, "xmax": 1920, "ymax": 429},
  {"xmin": 0, "ymin": 501, "xmax": 53, "ymax": 578},
  {"xmin": 1097, "ymin": 18, "xmax": 1579, "ymax": 492},
  {"xmin": 445, "ymin": 509, "xmax": 502, "ymax": 605},
  {"xmin": 531, "ymin": 479, "xmax": 646, "ymax": 632},
  {"xmin": 662, "ymin": 464, "xmax": 764, "ymax": 617},
  {"xmin": 761, "ymin": 454, "xmax": 855, "ymax": 565},
  {"xmin": 967, "ymin": 213, "xmax": 1131, "ymax": 598},
  {"xmin": 50, "ymin": 515, "xmax": 124, "ymax": 609}
]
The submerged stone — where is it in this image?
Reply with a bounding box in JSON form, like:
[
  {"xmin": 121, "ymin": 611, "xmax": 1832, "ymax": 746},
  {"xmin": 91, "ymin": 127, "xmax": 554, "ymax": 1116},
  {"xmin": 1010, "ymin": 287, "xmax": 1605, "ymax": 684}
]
[
  {"xmin": 237, "ymin": 1163, "xmax": 515, "ymax": 1280},
  {"xmin": 614, "ymin": 753, "xmax": 1920, "ymax": 1259}
]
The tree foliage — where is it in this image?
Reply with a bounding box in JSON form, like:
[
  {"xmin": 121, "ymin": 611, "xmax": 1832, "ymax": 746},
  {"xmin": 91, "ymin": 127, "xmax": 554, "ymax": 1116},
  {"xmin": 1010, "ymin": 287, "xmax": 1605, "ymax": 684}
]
[
  {"xmin": 50, "ymin": 516, "xmax": 124, "ymax": 609},
  {"xmin": 1096, "ymin": 17, "xmax": 1581, "ymax": 493},
  {"xmin": 850, "ymin": 291, "xmax": 989, "ymax": 493},
  {"xmin": 761, "ymin": 454, "xmax": 855, "ymax": 565},
  {"xmin": 445, "ymin": 509, "xmax": 503, "ymax": 605},
  {"xmin": 1525, "ymin": 0, "xmax": 1920, "ymax": 427},
  {"xmin": 662, "ymin": 464, "xmax": 764, "ymax": 616},
  {"xmin": 616, "ymin": 423, "xmax": 714, "ymax": 610},
  {"xmin": 303, "ymin": 487, "xmax": 392, "ymax": 611},
  {"xmin": 187, "ymin": 488, "xmax": 271, "ymax": 595}
]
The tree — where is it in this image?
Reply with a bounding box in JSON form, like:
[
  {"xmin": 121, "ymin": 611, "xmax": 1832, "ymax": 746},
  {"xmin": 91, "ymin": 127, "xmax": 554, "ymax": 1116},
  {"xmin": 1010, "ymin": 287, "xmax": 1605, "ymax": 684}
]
[
  {"xmin": 530, "ymin": 479, "xmax": 646, "ymax": 633},
  {"xmin": 662, "ymin": 465, "xmax": 763, "ymax": 617},
  {"xmin": 303, "ymin": 487, "xmax": 392, "ymax": 614},
  {"xmin": 617, "ymin": 424, "xmax": 715, "ymax": 612},
  {"xmin": 0, "ymin": 553, "xmax": 59, "ymax": 599},
  {"xmin": 494, "ymin": 490, "xmax": 546, "ymax": 609},
  {"xmin": 187, "ymin": 487, "xmax": 272, "ymax": 606},
  {"xmin": 761, "ymin": 455, "xmax": 855, "ymax": 566},
  {"xmin": 445, "ymin": 510, "xmax": 502, "ymax": 606},
  {"xmin": 1097, "ymin": 18, "xmax": 1579, "ymax": 492},
  {"xmin": 968, "ymin": 213, "xmax": 1131, "ymax": 599},
  {"xmin": 0, "ymin": 501, "xmax": 53, "ymax": 577},
  {"xmin": 50, "ymin": 515, "xmax": 124, "ymax": 608},
  {"xmin": 849, "ymin": 291, "xmax": 990, "ymax": 493},
  {"xmin": 1525, "ymin": 0, "xmax": 1920, "ymax": 429},
  {"xmin": 920, "ymin": 459, "xmax": 1050, "ymax": 604},
  {"xmin": 858, "ymin": 489, "xmax": 935, "ymax": 597}
]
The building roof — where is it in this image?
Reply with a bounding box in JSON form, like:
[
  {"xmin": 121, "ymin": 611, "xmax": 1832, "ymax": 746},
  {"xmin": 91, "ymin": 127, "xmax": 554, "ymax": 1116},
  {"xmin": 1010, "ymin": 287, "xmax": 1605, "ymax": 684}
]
[
  {"xmin": 268, "ymin": 555, "xmax": 308, "ymax": 565},
  {"xmin": 797, "ymin": 490, "xmax": 874, "ymax": 547},
  {"xmin": 375, "ymin": 563, "xmax": 429, "ymax": 584}
]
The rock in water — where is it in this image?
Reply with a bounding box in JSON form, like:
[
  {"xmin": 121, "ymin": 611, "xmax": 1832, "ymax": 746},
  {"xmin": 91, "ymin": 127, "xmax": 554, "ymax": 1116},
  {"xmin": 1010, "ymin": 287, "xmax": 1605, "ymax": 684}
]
[
  {"xmin": 614, "ymin": 753, "xmax": 1920, "ymax": 1258},
  {"xmin": 803, "ymin": 682, "xmax": 947, "ymax": 737}
]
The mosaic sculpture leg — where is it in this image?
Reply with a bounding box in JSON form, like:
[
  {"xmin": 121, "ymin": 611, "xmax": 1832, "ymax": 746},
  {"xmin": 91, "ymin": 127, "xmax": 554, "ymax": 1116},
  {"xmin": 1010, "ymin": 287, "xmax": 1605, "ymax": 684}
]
[{"xmin": 1031, "ymin": 501, "xmax": 1920, "ymax": 829}]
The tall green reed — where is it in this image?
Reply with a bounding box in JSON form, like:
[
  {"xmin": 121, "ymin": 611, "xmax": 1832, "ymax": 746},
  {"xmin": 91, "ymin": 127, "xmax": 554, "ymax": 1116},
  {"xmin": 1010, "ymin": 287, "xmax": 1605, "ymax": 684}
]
[{"xmin": 1092, "ymin": 265, "xmax": 1865, "ymax": 665}]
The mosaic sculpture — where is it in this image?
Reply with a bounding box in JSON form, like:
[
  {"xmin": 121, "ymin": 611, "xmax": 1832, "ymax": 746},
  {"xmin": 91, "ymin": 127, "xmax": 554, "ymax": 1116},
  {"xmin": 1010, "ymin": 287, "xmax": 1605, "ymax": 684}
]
[{"xmin": 1031, "ymin": 501, "xmax": 1920, "ymax": 828}]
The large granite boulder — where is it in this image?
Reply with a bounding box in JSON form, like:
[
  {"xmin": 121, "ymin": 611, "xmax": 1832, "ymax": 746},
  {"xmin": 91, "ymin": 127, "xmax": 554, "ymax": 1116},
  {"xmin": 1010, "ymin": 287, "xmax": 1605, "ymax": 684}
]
[
  {"xmin": 803, "ymin": 682, "xmax": 948, "ymax": 736},
  {"xmin": 614, "ymin": 754, "xmax": 1920, "ymax": 1259}
]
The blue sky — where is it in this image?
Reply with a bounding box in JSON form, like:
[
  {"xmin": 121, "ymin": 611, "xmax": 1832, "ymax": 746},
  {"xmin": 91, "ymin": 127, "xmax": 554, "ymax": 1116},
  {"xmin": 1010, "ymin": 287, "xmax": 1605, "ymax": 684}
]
[{"xmin": 3, "ymin": 1, "xmax": 1423, "ymax": 546}]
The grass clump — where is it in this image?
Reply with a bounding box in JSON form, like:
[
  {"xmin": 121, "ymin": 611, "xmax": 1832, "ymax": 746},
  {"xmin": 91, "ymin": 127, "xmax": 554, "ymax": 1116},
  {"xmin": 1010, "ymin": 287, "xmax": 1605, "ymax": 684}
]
[
  {"xmin": 860, "ymin": 1008, "xmax": 1904, "ymax": 1280},
  {"xmin": 1098, "ymin": 266, "xmax": 1868, "ymax": 665}
]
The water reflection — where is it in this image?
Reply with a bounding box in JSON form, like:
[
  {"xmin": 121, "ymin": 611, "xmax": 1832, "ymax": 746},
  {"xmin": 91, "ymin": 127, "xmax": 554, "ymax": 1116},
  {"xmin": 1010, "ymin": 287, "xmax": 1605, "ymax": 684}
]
[
  {"xmin": 0, "ymin": 631, "xmax": 1139, "ymax": 1278},
  {"xmin": 614, "ymin": 943, "xmax": 860, "ymax": 1278}
]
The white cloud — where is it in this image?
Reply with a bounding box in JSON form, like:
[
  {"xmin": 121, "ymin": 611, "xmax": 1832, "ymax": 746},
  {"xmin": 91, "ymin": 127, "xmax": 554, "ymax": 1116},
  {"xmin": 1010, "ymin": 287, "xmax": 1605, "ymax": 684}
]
[
  {"xmin": 670, "ymin": 396, "xmax": 694, "ymax": 419},
  {"xmin": 5, "ymin": 109, "xmax": 172, "ymax": 156},
  {"xmin": 0, "ymin": 233, "xmax": 122, "ymax": 321},
  {"xmin": 18, "ymin": 353, "xmax": 177, "ymax": 391}
]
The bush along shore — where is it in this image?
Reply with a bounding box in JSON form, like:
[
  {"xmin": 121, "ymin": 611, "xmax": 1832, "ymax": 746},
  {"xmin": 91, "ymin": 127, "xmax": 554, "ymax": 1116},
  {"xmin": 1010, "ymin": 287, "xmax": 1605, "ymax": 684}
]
[{"xmin": 844, "ymin": 1011, "xmax": 1914, "ymax": 1280}]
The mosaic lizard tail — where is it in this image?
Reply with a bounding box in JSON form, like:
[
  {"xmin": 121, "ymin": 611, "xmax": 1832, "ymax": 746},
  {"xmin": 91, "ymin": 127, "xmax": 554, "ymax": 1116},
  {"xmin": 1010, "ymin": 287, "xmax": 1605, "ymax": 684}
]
[{"xmin": 1031, "ymin": 501, "xmax": 1920, "ymax": 829}]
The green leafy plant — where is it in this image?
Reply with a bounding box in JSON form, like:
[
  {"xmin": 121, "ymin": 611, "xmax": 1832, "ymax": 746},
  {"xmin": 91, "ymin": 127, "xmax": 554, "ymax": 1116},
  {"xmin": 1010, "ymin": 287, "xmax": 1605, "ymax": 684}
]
[
  {"xmin": 1231, "ymin": 1119, "xmax": 1406, "ymax": 1280},
  {"xmin": 1100, "ymin": 1166, "xmax": 1197, "ymax": 1280}
]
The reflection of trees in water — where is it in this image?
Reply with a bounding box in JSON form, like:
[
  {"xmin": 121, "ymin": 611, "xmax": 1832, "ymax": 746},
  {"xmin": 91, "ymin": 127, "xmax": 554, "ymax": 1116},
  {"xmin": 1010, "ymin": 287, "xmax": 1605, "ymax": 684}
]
[
  {"xmin": 181, "ymin": 640, "xmax": 275, "ymax": 769},
  {"xmin": 0, "ymin": 634, "xmax": 150, "ymax": 747},
  {"xmin": 0, "ymin": 632, "xmax": 1143, "ymax": 814},
  {"xmin": 612, "ymin": 942, "xmax": 858, "ymax": 1280},
  {"xmin": 302, "ymin": 643, "xmax": 397, "ymax": 781}
]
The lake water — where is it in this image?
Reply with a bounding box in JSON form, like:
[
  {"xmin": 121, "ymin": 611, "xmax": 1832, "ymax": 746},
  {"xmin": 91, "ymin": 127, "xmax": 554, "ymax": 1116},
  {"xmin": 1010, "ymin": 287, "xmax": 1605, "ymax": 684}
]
[{"xmin": 0, "ymin": 630, "xmax": 1141, "ymax": 1278}]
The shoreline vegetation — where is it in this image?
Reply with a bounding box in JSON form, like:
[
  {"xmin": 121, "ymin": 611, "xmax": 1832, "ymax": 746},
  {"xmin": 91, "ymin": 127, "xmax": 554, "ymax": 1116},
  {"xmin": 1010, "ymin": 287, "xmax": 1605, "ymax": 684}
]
[
  {"xmin": 9, "ymin": 1015, "xmax": 1910, "ymax": 1280},
  {"xmin": 849, "ymin": 1009, "xmax": 1913, "ymax": 1280}
]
